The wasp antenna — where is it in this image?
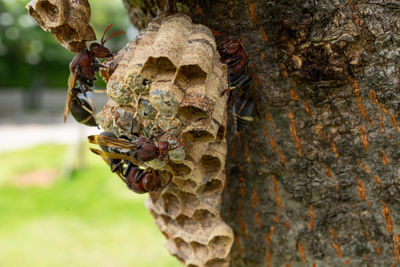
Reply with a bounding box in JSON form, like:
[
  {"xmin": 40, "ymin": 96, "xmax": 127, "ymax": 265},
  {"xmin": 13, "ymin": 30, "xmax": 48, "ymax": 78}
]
[
  {"xmin": 102, "ymin": 30, "xmax": 125, "ymax": 44},
  {"xmin": 101, "ymin": 24, "xmax": 114, "ymax": 44}
]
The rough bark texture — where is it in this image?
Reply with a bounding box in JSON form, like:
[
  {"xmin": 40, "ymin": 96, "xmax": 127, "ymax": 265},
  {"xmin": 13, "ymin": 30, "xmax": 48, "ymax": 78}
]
[
  {"xmin": 29, "ymin": 0, "xmax": 400, "ymax": 265},
  {"xmin": 123, "ymin": 0, "xmax": 400, "ymax": 266}
]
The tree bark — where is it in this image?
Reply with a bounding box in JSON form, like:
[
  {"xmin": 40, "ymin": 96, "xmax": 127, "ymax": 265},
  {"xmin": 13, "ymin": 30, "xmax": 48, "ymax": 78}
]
[{"xmin": 123, "ymin": 0, "xmax": 400, "ymax": 266}]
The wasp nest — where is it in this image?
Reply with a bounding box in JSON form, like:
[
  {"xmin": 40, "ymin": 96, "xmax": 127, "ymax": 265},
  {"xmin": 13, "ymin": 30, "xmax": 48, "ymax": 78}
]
[
  {"xmin": 97, "ymin": 14, "xmax": 233, "ymax": 267},
  {"xmin": 26, "ymin": 0, "xmax": 96, "ymax": 52}
]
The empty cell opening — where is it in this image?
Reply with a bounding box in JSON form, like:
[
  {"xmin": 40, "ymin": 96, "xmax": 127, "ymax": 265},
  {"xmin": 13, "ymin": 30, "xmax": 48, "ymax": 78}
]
[
  {"xmin": 205, "ymin": 259, "xmax": 228, "ymax": 267},
  {"xmin": 183, "ymin": 130, "xmax": 214, "ymax": 143},
  {"xmin": 180, "ymin": 192, "xmax": 200, "ymax": 214},
  {"xmin": 190, "ymin": 242, "xmax": 209, "ymax": 258},
  {"xmin": 208, "ymin": 235, "xmax": 232, "ymax": 258},
  {"xmin": 162, "ymin": 192, "xmax": 181, "ymax": 217},
  {"xmin": 51, "ymin": 24, "xmax": 78, "ymax": 40},
  {"xmin": 168, "ymin": 162, "xmax": 192, "ymax": 177},
  {"xmin": 176, "ymin": 214, "xmax": 200, "ymax": 234},
  {"xmin": 193, "ymin": 209, "xmax": 215, "ymax": 230},
  {"xmin": 198, "ymin": 180, "xmax": 223, "ymax": 194},
  {"xmin": 200, "ymin": 155, "xmax": 222, "ymax": 176},
  {"xmin": 175, "ymin": 64, "xmax": 207, "ymax": 89},
  {"xmin": 173, "ymin": 178, "xmax": 198, "ymax": 192},
  {"xmin": 177, "ymin": 106, "xmax": 209, "ymax": 122},
  {"xmin": 174, "ymin": 237, "xmax": 191, "ymax": 259},
  {"xmin": 141, "ymin": 56, "xmax": 176, "ymax": 80}
]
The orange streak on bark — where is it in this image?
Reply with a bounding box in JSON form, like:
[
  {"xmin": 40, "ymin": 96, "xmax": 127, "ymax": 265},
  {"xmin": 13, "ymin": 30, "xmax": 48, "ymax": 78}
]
[
  {"xmin": 357, "ymin": 179, "xmax": 366, "ymax": 200},
  {"xmin": 330, "ymin": 139, "xmax": 339, "ymax": 158},
  {"xmin": 357, "ymin": 159, "xmax": 371, "ymax": 174},
  {"xmin": 332, "ymin": 242, "xmax": 343, "ymax": 258},
  {"xmin": 272, "ymin": 175, "xmax": 278, "ymax": 194},
  {"xmin": 348, "ymin": 76, "xmax": 360, "ymax": 96},
  {"xmin": 265, "ymin": 251, "xmax": 271, "ymax": 267},
  {"xmin": 312, "ymin": 263, "xmax": 316, "ymax": 267},
  {"xmin": 274, "ymin": 210, "xmax": 280, "ymax": 223},
  {"xmin": 259, "ymin": 26, "xmax": 269, "ymax": 44},
  {"xmin": 314, "ymin": 125, "xmax": 325, "ymax": 139},
  {"xmin": 369, "ymin": 90, "xmax": 378, "ymax": 104},
  {"xmin": 241, "ymin": 220, "xmax": 246, "ymax": 239},
  {"xmin": 290, "ymin": 78, "xmax": 297, "ymax": 87},
  {"xmin": 290, "ymin": 90, "xmax": 299, "ymax": 101},
  {"xmin": 256, "ymin": 48, "xmax": 266, "ymax": 61},
  {"xmin": 252, "ymin": 191, "xmax": 258, "ymax": 208},
  {"xmin": 269, "ymin": 136, "xmax": 277, "ymax": 152},
  {"xmin": 382, "ymin": 202, "xmax": 393, "ymax": 233},
  {"xmin": 391, "ymin": 113, "xmax": 400, "ymax": 133},
  {"xmin": 361, "ymin": 125, "xmax": 368, "ymax": 150},
  {"xmin": 244, "ymin": 139, "xmax": 251, "ymax": 163},
  {"xmin": 374, "ymin": 175, "xmax": 382, "ymax": 187},
  {"xmin": 265, "ymin": 226, "xmax": 274, "ymax": 245},
  {"xmin": 345, "ymin": 259, "xmax": 350, "ymax": 266},
  {"xmin": 380, "ymin": 103, "xmax": 388, "ymax": 114},
  {"xmin": 379, "ymin": 115, "xmax": 385, "ymax": 133},
  {"xmin": 329, "ymin": 228, "xmax": 337, "ymax": 239},
  {"xmin": 234, "ymin": 235, "xmax": 242, "ymax": 255},
  {"xmin": 288, "ymin": 112, "xmax": 302, "ymax": 156},
  {"xmin": 249, "ymin": 3, "xmax": 259, "ymax": 25},
  {"xmin": 236, "ymin": 132, "xmax": 242, "ymax": 143},
  {"xmin": 358, "ymin": 97, "xmax": 372, "ymax": 125},
  {"xmin": 298, "ymin": 242, "xmax": 306, "ymax": 263},
  {"xmin": 276, "ymin": 196, "xmax": 283, "ymax": 209},
  {"xmin": 324, "ymin": 165, "xmax": 332, "ymax": 177},
  {"xmin": 381, "ymin": 150, "xmax": 389, "ymax": 166},
  {"xmin": 266, "ymin": 113, "xmax": 275, "ymax": 128},
  {"xmin": 260, "ymin": 152, "xmax": 267, "ymax": 164},
  {"xmin": 393, "ymin": 234, "xmax": 400, "ymax": 263},
  {"xmin": 285, "ymin": 221, "xmax": 290, "ymax": 230},
  {"xmin": 285, "ymin": 262, "xmax": 291, "ymax": 267},
  {"xmin": 253, "ymin": 73, "xmax": 260, "ymax": 86},
  {"xmin": 255, "ymin": 212, "xmax": 261, "ymax": 229},
  {"xmin": 308, "ymin": 205, "xmax": 315, "ymax": 232},
  {"xmin": 279, "ymin": 149, "xmax": 286, "ymax": 164},
  {"xmin": 264, "ymin": 125, "xmax": 269, "ymax": 135},
  {"xmin": 195, "ymin": 3, "xmax": 203, "ymax": 14},
  {"xmin": 304, "ymin": 100, "xmax": 312, "ymax": 118},
  {"xmin": 280, "ymin": 63, "xmax": 288, "ymax": 78}
]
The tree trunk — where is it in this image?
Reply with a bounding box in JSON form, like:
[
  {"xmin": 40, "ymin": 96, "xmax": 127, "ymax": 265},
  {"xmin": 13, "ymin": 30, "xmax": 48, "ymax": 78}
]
[{"xmin": 123, "ymin": 0, "xmax": 400, "ymax": 266}]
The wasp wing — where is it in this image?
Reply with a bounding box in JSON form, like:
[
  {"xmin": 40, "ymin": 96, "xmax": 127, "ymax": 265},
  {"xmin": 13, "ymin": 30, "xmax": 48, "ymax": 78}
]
[
  {"xmin": 87, "ymin": 135, "xmax": 138, "ymax": 149},
  {"xmin": 89, "ymin": 148, "xmax": 141, "ymax": 167},
  {"xmin": 64, "ymin": 68, "xmax": 79, "ymax": 123}
]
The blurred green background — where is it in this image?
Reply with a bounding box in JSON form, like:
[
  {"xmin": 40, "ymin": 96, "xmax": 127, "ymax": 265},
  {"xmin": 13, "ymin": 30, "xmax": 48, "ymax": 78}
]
[{"xmin": 0, "ymin": 0, "xmax": 181, "ymax": 266}]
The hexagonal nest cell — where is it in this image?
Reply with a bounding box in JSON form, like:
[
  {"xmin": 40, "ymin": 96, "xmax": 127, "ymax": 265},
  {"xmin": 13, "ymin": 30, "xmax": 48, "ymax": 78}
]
[{"xmin": 95, "ymin": 13, "xmax": 233, "ymax": 266}]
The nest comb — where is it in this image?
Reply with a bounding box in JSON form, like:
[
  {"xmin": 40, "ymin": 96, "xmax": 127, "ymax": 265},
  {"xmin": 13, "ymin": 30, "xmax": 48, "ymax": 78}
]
[{"xmin": 96, "ymin": 14, "xmax": 233, "ymax": 267}]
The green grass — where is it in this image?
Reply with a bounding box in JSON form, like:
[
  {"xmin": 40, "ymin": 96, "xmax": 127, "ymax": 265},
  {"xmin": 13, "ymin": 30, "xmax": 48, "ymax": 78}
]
[{"xmin": 0, "ymin": 144, "xmax": 181, "ymax": 267}]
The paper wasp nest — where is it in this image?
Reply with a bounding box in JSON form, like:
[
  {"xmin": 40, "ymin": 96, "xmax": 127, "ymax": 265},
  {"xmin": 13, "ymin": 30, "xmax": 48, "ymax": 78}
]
[{"xmin": 97, "ymin": 14, "xmax": 233, "ymax": 267}]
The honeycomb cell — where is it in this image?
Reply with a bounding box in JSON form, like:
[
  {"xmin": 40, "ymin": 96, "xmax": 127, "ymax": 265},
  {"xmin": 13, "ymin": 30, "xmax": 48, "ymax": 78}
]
[
  {"xmin": 198, "ymin": 179, "xmax": 223, "ymax": 194},
  {"xmin": 162, "ymin": 192, "xmax": 181, "ymax": 218},
  {"xmin": 193, "ymin": 209, "xmax": 217, "ymax": 230},
  {"xmin": 174, "ymin": 237, "xmax": 192, "ymax": 261},
  {"xmin": 200, "ymin": 155, "xmax": 222, "ymax": 177},
  {"xmin": 168, "ymin": 161, "xmax": 193, "ymax": 177},
  {"xmin": 107, "ymin": 81, "xmax": 134, "ymax": 105},
  {"xmin": 208, "ymin": 235, "xmax": 232, "ymax": 259},
  {"xmin": 176, "ymin": 214, "xmax": 201, "ymax": 234},
  {"xmin": 141, "ymin": 56, "xmax": 177, "ymax": 81},
  {"xmin": 180, "ymin": 192, "xmax": 200, "ymax": 217},
  {"xmin": 216, "ymin": 125, "xmax": 226, "ymax": 142},
  {"xmin": 172, "ymin": 177, "xmax": 198, "ymax": 193},
  {"xmin": 175, "ymin": 64, "xmax": 207, "ymax": 89},
  {"xmin": 150, "ymin": 86, "xmax": 181, "ymax": 117},
  {"xmin": 190, "ymin": 241, "xmax": 209, "ymax": 259}
]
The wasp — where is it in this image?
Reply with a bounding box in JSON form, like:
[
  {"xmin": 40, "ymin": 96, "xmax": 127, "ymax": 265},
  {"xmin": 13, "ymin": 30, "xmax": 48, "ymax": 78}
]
[
  {"xmin": 90, "ymin": 131, "xmax": 172, "ymax": 193},
  {"xmin": 216, "ymin": 34, "xmax": 256, "ymax": 133},
  {"xmin": 67, "ymin": 87, "xmax": 97, "ymax": 127},
  {"xmin": 87, "ymin": 128, "xmax": 183, "ymax": 162},
  {"xmin": 64, "ymin": 24, "xmax": 124, "ymax": 123}
]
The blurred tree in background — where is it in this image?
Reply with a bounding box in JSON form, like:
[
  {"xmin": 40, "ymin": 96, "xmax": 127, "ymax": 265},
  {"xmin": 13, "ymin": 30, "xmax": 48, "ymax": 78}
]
[{"xmin": 0, "ymin": 0, "xmax": 136, "ymax": 89}]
